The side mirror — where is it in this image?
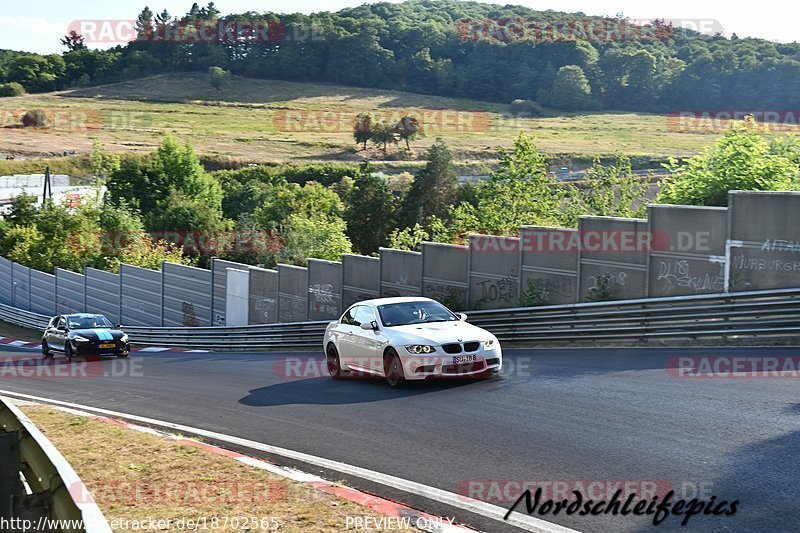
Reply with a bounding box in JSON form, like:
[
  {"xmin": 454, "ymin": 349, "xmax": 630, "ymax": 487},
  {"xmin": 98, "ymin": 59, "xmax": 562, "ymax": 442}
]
[
  {"xmin": 458, "ymin": 313, "xmax": 468, "ymax": 321},
  {"xmin": 360, "ymin": 321, "xmax": 378, "ymax": 331},
  {"xmin": 115, "ymin": 324, "xmax": 122, "ymax": 329},
  {"xmin": 57, "ymin": 326, "xmax": 66, "ymax": 332}
]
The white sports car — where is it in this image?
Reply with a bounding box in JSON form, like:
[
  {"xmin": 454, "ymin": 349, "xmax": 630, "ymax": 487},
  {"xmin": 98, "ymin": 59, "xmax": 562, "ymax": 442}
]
[{"xmin": 323, "ymin": 297, "xmax": 502, "ymax": 387}]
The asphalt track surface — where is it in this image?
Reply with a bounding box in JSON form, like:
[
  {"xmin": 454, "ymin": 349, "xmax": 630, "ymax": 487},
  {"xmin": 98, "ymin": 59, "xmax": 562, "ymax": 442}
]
[{"xmin": 0, "ymin": 345, "xmax": 798, "ymax": 533}]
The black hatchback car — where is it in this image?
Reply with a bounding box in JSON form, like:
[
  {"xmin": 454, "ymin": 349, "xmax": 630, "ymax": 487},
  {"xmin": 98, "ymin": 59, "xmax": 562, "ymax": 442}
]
[{"xmin": 42, "ymin": 314, "xmax": 130, "ymax": 359}]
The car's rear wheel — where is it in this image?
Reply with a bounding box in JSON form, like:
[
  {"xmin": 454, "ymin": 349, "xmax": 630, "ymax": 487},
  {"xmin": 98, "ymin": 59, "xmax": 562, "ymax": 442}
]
[
  {"xmin": 384, "ymin": 349, "xmax": 406, "ymax": 388},
  {"xmin": 41, "ymin": 341, "xmax": 53, "ymax": 359},
  {"xmin": 326, "ymin": 344, "xmax": 343, "ymax": 379}
]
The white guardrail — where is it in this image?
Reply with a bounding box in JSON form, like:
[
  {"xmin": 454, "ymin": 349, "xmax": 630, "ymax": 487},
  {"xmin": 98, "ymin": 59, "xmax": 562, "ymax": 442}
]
[
  {"xmin": 0, "ymin": 397, "xmax": 112, "ymax": 533},
  {"xmin": 2, "ymin": 288, "xmax": 800, "ymax": 350}
]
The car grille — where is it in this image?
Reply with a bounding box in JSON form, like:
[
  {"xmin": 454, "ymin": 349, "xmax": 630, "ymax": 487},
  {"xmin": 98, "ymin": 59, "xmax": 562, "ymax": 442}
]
[
  {"xmin": 442, "ymin": 343, "xmax": 462, "ymax": 354},
  {"xmin": 463, "ymin": 341, "xmax": 480, "ymax": 352}
]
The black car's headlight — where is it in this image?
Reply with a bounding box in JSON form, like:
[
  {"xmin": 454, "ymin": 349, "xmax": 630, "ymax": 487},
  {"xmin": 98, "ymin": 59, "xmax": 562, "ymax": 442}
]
[
  {"xmin": 73, "ymin": 336, "xmax": 91, "ymax": 343},
  {"xmin": 120, "ymin": 334, "xmax": 129, "ymax": 343},
  {"xmin": 405, "ymin": 345, "xmax": 435, "ymax": 354}
]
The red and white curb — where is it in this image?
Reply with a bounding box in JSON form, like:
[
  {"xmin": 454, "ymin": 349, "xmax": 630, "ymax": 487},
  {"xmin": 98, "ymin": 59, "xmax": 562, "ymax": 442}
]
[
  {"xmin": 0, "ymin": 336, "xmax": 207, "ymax": 353},
  {"xmin": 20, "ymin": 400, "xmax": 475, "ymax": 533}
]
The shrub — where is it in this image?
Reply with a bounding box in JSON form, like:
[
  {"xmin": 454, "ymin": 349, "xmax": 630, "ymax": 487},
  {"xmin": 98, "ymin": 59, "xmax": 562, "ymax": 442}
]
[{"xmin": 0, "ymin": 82, "xmax": 25, "ymax": 97}]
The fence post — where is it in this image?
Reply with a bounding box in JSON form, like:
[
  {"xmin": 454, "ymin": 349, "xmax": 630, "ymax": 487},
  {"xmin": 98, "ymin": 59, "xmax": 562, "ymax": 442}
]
[{"xmin": 0, "ymin": 430, "xmax": 21, "ymax": 520}]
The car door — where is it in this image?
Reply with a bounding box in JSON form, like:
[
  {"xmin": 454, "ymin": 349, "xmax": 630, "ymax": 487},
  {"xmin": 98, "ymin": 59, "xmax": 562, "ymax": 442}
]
[
  {"xmin": 335, "ymin": 306, "xmax": 361, "ymax": 369},
  {"xmin": 52, "ymin": 316, "xmax": 68, "ymax": 352},
  {"xmin": 351, "ymin": 306, "xmax": 382, "ymax": 374},
  {"xmin": 44, "ymin": 317, "xmax": 58, "ymax": 350}
]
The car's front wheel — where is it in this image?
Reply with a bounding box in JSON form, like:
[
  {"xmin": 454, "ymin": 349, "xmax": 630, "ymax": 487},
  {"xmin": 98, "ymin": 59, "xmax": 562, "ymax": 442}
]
[
  {"xmin": 384, "ymin": 349, "xmax": 406, "ymax": 388},
  {"xmin": 326, "ymin": 344, "xmax": 343, "ymax": 379},
  {"xmin": 64, "ymin": 342, "xmax": 75, "ymax": 360},
  {"xmin": 41, "ymin": 341, "xmax": 53, "ymax": 359}
]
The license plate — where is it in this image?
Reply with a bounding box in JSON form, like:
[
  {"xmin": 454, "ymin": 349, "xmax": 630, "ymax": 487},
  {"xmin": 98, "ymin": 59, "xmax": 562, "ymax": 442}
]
[
  {"xmin": 99, "ymin": 343, "xmax": 115, "ymax": 349},
  {"xmin": 453, "ymin": 355, "xmax": 477, "ymax": 364}
]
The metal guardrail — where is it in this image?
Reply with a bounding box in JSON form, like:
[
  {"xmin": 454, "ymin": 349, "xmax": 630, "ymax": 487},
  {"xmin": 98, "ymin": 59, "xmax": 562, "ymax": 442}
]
[
  {"xmin": 2, "ymin": 288, "xmax": 800, "ymax": 350},
  {"xmin": 0, "ymin": 397, "xmax": 111, "ymax": 533}
]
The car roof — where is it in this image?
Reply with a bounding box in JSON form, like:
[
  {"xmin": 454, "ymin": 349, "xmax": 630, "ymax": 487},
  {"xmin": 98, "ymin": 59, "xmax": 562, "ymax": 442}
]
[{"xmin": 352, "ymin": 297, "xmax": 435, "ymax": 307}]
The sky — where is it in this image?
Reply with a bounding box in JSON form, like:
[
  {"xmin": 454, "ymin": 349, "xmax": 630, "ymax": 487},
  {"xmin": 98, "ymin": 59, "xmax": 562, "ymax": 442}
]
[{"xmin": 1, "ymin": 0, "xmax": 797, "ymax": 54}]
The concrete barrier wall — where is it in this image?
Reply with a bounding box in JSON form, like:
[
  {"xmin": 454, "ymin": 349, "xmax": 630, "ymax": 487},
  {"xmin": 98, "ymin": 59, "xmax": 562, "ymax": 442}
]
[
  {"xmin": 249, "ymin": 267, "xmax": 278, "ymax": 325},
  {"xmin": 4, "ymin": 193, "xmax": 800, "ymax": 324},
  {"xmin": 727, "ymin": 191, "xmax": 800, "ymax": 292},
  {"xmin": 0, "ymin": 257, "xmax": 11, "ymax": 306},
  {"xmin": 342, "ymin": 254, "xmax": 380, "ymax": 309},
  {"xmin": 11, "ymin": 263, "xmax": 30, "ymax": 310},
  {"xmin": 421, "ymin": 242, "xmax": 469, "ymax": 310},
  {"xmin": 55, "ymin": 268, "xmax": 85, "ymax": 314},
  {"xmin": 468, "ymin": 235, "xmax": 521, "ymax": 309},
  {"xmin": 520, "ymin": 226, "xmax": 579, "ymax": 305},
  {"xmin": 578, "ymin": 217, "xmax": 649, "ymax": 302},
  {"xmin": 119, "ymin": 264, "xmax": 162, "ymax": 327},
  {"xmin": 85, "ymin": 267, "xmax": 120, "ymax": 325},
  {"xmin": 29, "ymin": 270, "xmax": 55, "ymax": 316},
  {"xmin": 211, "ymin": 259, "xmax": 252, "ymax": 326},
  {"xmin": 648, "ymin": 205, "xmax": 727, "ymax": 297},
  {"xmin": 307, "ymin": 259, "xmax": 342, "ymax": 321},
  {"xmin": 278, "ymin": 264, "xmax": 308, "ymax": 323},
  {"xmin": 162, "ymin": 262, "xmax": 212, "ymax": 327},
  {"xmin": 379, "ymin": 248, "xmax": 422, "ymax": 298}
]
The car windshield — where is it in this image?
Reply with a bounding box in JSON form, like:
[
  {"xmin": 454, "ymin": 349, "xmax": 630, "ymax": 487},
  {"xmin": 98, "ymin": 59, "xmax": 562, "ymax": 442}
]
[
  {"xmin": 67, "ymin": 315, "xmax": 114, "ymax": 329},
  {"xmin": 377, "ymin": 301, "xmax": 458, "ymax": 327}
]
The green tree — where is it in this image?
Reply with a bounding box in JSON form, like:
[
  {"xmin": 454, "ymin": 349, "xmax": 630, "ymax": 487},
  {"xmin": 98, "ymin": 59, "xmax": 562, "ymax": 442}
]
[
  {"xmin": 581, "ymin": 155, "xmax": 650, "ymax": 218},
  {"xmin": 345, "ymin": 163, "xmax": 398, "ymax": 254},
  {"xmin": 353, "ymin": 113, "xmax": 374, "ymax": 150},
  {"xmin": 388, "ymin": 223, "xmax": 428, "ymax": 251},
  {"xmin": 107, "ymin": 135, "xmax": 226, "ymax": 228},
  {"xmin": 446, "ymin": 132, "xmax": 576, "ymax": 235},
  {"xmin": 658, "ymin": 120, "xmax": 800, "ymax": 206},
  {"xmin": 550, "ymin": 65, "xmax": 594, "ymax": 111},
  {"xmin": 371, "ymin": 122, "xmax": 397, "ymax": 153},
  {"xmin": 394, "ymin": 115, "xmax": 424, "ymax": 150},
  {"xmin": 401, "ymin": 138, "xmax": 457, "ymax": 226},
  {"xmin": 277, "ymin": 214, "xmax": 352, "ymax": 265}
]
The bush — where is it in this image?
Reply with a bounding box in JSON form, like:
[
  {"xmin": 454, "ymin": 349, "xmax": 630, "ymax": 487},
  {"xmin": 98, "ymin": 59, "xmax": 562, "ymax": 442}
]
[
  {"xmin": 21, "ymin": 110, "xmax": 49, "ymax": 128},
  {"xmin": 510, "ymin": 99, "xmax": 544, "ymax": 117},
  {"xmin": 0, "ymin": 82, "xmax": 25, "ymax": 97}
]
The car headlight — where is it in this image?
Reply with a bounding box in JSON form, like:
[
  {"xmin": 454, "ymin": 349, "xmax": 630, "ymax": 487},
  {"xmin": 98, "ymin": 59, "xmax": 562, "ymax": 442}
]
[
  {"xmin": 120, "ymin": 334, "xmax": 129, "ymax": 343},
  {"xmin": 73, "ymin": 336, "xmax": 90, "ymax": 343},
  {"xmin": 484, "ymin": 338, "xmax": 496, "ymax": 349},
  {"xmin": 405, "ymin": 345, "xmax": 436, "ymax": 354}
]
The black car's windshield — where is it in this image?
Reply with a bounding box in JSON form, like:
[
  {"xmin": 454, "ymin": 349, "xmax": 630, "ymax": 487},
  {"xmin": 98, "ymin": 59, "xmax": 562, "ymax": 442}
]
[
  {"xmin": 67, "ymin": 315, "xmax": 114, "ymax": 330},
  {"xmin": 377, "ymin": 301, "xmax": 458, "ymax": 327}
]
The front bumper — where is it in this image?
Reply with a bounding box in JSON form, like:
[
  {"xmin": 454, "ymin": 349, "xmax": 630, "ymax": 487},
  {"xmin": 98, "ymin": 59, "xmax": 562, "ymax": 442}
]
[
  {"xmin": 400, "ymin": 346, "xmax": 503, "ymax": 380},
  {"xmin": 73, "ymin": 342, "xmax": 130, "ymax": 357}
]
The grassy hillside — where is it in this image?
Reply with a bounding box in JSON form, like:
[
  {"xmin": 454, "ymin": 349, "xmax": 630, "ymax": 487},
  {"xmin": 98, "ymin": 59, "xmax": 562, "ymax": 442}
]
[{"xmin": 0, "ymin": 73, "xmax": 725, "ymax": 164}]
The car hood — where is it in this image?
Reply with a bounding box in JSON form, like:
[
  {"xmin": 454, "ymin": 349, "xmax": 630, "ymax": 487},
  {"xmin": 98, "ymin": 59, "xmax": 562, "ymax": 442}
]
[
  {"xmin": 70, "ymin": 329, "xmax": 125, "ymax": 341},
  {"xmin": 384, "ymin": 321, "xmax": 492, "ymax": 345}
]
